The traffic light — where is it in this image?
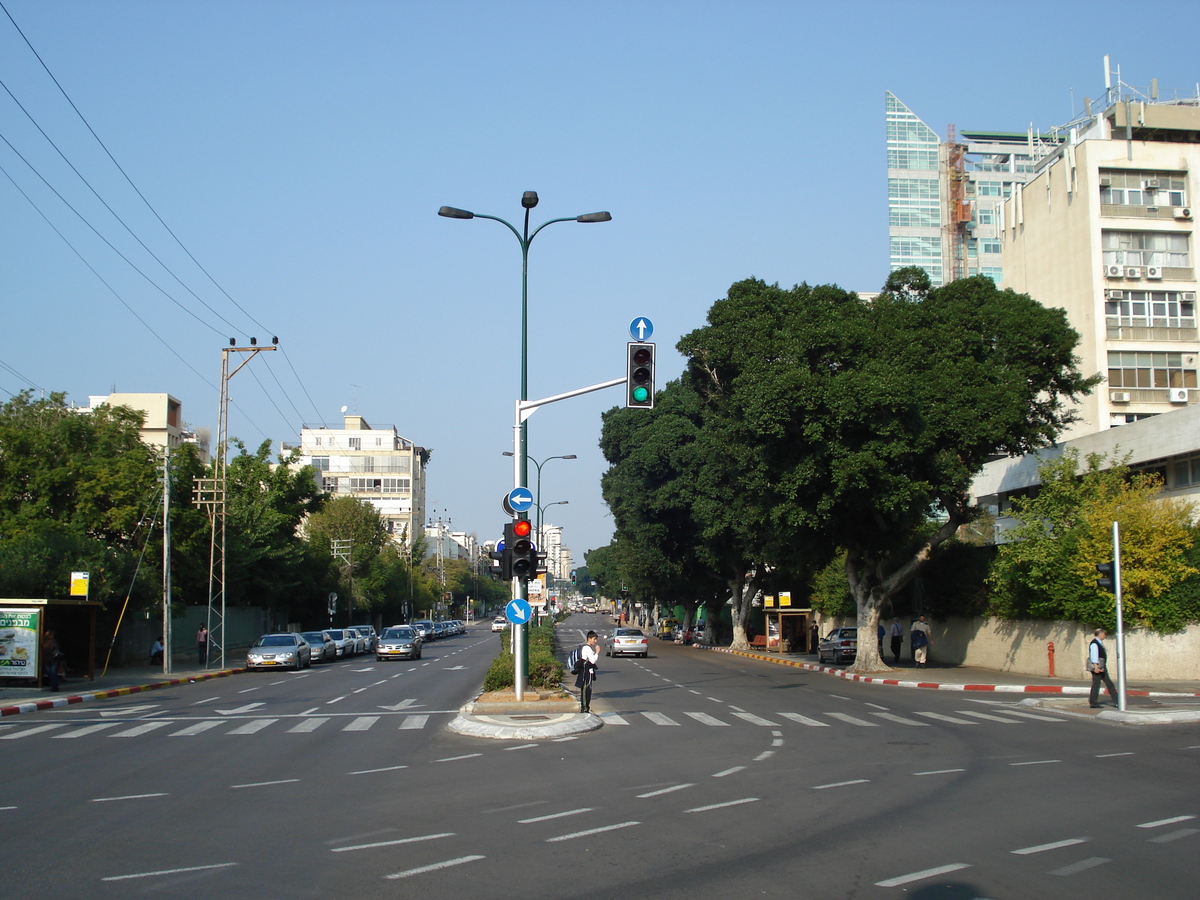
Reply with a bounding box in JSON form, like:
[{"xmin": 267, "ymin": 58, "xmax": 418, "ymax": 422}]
[
  {"xmin": 627, "ymin": 342, "xmax": 655, "ymax": 408},
  {"xmin": 508, "ymin": 518, "xmax": 536, "ymax": 580},
  {"xmin": 1096, "ymin": 561, "xmax": 1115, "ymax": 591},
  {"xmin": 489, "ymin": 542, "xmax": 508, "ymax": 579}
]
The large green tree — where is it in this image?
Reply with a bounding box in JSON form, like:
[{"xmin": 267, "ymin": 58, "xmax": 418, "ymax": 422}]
[{"xmin": 668, "ymin": 270, "xmax": 1094, "ymax": 669}]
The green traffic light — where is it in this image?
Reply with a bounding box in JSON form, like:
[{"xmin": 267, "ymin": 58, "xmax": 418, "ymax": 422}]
[{"xmin": 631, "ymin": 385, "xmax": 649, "ymax": 403}]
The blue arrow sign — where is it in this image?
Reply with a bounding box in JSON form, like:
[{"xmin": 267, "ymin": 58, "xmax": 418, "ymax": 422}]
[
  {"xmin": 629, "ymin": 317, "xmax": 654, "ymax": 341},
  {"xmin": 506, "ymin": 598, "xmax": 532, "ymax": 625},
  {"xmin": 507, "ymin": 487, "xmax": 534, "ymax": 512}
]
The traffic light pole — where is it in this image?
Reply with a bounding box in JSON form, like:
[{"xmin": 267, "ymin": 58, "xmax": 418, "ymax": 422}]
[
  {"xmin": 509, "ymin": 376, "xmax": 627, "ymax": 701},
  {"xmin": 1111, "ymin": 521, "xmax": 1128, "ymax": 712}
]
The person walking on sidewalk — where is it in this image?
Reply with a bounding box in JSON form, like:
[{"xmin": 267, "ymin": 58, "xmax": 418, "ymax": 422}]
[
  {"xmin": 575, "ymin": 631, "xmax": 599, "ymax": 713},
  {"xmin": 889, "ymin": 618, "xmax": 904, "ymax": 665},
  {"xmin": 196, "ymin": 624, "xmax": 209, "ymax": 666},
  {"xmin": 910, "ymin": 615, "xmax": 932, "ymax": 668},
  {"xmin": 1088, "ymin": 627, "xmax": 1118, "ymax": 708}
]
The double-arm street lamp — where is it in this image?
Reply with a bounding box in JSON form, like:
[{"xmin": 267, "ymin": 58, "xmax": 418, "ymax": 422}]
[
  {"xmin": 504, "ymin": 451, "xmax": 577, "ymax": 538},
  {"xmin": 439, "ymin": 193, "xmax": 610, "ymax": 490}
]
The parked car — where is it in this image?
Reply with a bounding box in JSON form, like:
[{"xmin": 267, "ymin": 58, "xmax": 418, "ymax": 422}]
[
  {"xmin": 247, "ymin": 633, "xmax": 311, "ymax": 670},
  {"xmin": 349, "ymin": 626, "xmax": 375, "ymax": 654},
  {"xmin": 412, "ymin": 620, "xmax": 436, "ymax": 641},
  {"xmin": 608, "ymin": 627, "xmax": 649, "ymax": 658},
  {"xmin": 377, "ymin": 626, "xmax": 422, "ymax": 661},
  {"xmin": 818, "ymin": 627, "xmax": 858, "ymax": 664},
  {"xmin": 323, "ymin": 629, "xmax": 354, "ymax": 658},
  {"xmin": 491, "ymin": 617, "xmax": 508, "ymax": 633},
  {"xmin": 433, "ymin": 621, "xmax": 450, "ymax": 640},
  {"xmin": 300, "ymin": 631, "xmax": 337, "ymax": 663}
]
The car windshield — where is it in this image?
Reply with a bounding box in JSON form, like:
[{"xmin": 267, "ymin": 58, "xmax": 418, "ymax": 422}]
[
  {"xmin": 301, "ymin": 633, "xmax": 325, "ymax": 642},
  {"xmin": 382, "ymin": 629, "xmax": 414, "ymax": 640},
  {"xmin": 257, "ymin": 635, "xmax": 296, "ymax": 647},
  {"xmin": 615, "ymin": 629, "xmax": 643, "ymax": 637}
]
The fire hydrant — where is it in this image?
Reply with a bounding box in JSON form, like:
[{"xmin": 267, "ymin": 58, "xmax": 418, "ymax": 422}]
[{"xmin": 1047, "ymin": 641, "xmax": 1056, "ymax": 678}]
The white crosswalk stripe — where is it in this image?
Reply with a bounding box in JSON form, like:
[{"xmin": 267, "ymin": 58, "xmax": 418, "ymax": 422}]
[
  {"xmin": 227, "ymin": 719, "xmax": 277, "ymax": 735},
  {"xmin": 824, "ymin": 712, "xmax": 878, "ymax": 727},
  {"xmin": 731, "ymin": 712, "xmax": 779, "ymax": 727},
  {"xmin": 1, "ymin": 723, "xmax": 67, "ymax": 739},
  {"xmin": 683, "ymin": 712, "xmax": 729, "ymax": 726},
  {"xmin": 171, "ymin": 721, "xmax": 221, "ymax": 736},
  {"xmin": 111, "ymin": 721, "xmax": 172, "ymax": 738},
  {"xmin": 597, "ymin": 712, "xmax": 629, "ymax": 725},
  {"xmin": 870, "ymin": 712, "xmax": 929, "ymax": 726},
  {"xmin": 399, "ymin": 715, "xmax": 428, "ymax": 730},
  {"xmin": 344, "ymin": 716, "xmax": 380, "ymax": 731},
  {"xmin": 641, "ymin": 712, "xmax": 680, "ymax": 726},
  {"xmin": 955, "ymin": 710, "xmax": 1023, "ymax": 724},
  {"xmin": 777, "ymin": 712, "xmax": 829, "ymax": 727},
  {"xmin": 288, "ymin": 717, "xmax": 329, "ymax": 733},
  {"xmin": 53, "ymin": 723, "xmax": 120, "ymax": 738},
  {"xmin": 914, "ymin": 711, "xmax": 979, "ymax": 725}
]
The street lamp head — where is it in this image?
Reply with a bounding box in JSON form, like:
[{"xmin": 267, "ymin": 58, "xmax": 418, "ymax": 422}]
[
  {"xmin": 575, "ymin": 212, "xmax": 612, "ymax": 223},
  {"xmin": 521, "ymin": 191, "xmax": 539, "ymax": 209},
  {"xmin": 562, "ymin": 454, "xmax": 578, "ymax": 460},
  {"xmin": 502, "ymin": 451, "xmax": 515, "ymax": 457},
  {"xmin": 438, "ymin": 206, "xmax": 474, "ymax": 219}
]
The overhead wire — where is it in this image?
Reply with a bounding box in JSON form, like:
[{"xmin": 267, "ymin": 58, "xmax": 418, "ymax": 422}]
[{"xmin": 0, "ymin": 356, "xmax": 47, "ymax": 395}]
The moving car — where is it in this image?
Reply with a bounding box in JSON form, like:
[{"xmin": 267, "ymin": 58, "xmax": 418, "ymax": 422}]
[
  {"xmin": 247, "ymin": 633, "xmax": 311, "ymax": 670},
  {"xmin": 607, "ymin": 627, "xmax": 649, "ymax": 658},
  {"xmin": 491, "ymin": 617, "xmax": 508, "ymax": 633},
  {"xmin": 377, "ymin": 626, "xmax": 422, "ymax": 661},
  {"xmin": 300, "ymin": 630, "xmax": 337, "ymax": 663},
  {"xmin": 818, "ymin": 627, "xmax": 858, "ymax": 664}
]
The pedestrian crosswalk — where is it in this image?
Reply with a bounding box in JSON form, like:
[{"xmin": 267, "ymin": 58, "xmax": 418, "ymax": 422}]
[{"xmin": 0, "ymin": 705, "xmax": 1069, "ymax": 742}]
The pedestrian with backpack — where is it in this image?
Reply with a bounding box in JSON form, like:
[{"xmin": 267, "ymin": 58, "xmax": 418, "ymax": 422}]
[{"xmin": 573, "ymin": 631, "xmax": 600, "ymax": 713}]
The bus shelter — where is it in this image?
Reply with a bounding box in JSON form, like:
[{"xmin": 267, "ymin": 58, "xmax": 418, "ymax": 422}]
[
  {"xmin": 0, "ymin": 598, "xmax": 103, "ymax": 687},
  {"xmin": 762, "ymin": 592, "xmax": 813, "ymax": 654}
]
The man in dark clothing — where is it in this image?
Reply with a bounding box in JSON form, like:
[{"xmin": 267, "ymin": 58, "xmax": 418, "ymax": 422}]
[
  {"xmin": 575, "ymin": 631, "xmax": 600, "ymax": 713},
  {"xmin": 1088, "ymin": 628, "xmax": 1118, "ymax": 708}
]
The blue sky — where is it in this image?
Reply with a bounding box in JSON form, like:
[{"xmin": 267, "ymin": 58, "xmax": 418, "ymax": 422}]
[{"xmin": 3, "ymin": 1, "xmax": 1198, "ymax": 559}]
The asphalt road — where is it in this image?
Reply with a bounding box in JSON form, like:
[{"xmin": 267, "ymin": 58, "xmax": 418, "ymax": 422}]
[{"xmin": 4, "ymin": 614, "xmax": 1197, "ymax": 899}]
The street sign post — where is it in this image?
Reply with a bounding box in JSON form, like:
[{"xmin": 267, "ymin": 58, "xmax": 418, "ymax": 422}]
[
  {"xmin": 507, "ymin": 487, "xmax": 534, "ymax": 513},
  {"xmin": 629, "ymin": 317, "xmax": 654, "ymax": 341}
]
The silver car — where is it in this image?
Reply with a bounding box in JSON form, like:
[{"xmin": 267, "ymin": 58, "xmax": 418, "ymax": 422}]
[
  {"xmin": 323, "ymin": 629, "xmax": 354, "ymax": 658},
  {"xmin": 377, "ymin": 626, "xmax": 422, "ymax": 661},
  {"xmin": 300, "ymin": 631, "xmax": 336, "ymax": 662},
  {"xmin": 247, "ymin": 633, "xmax": 311, "ymax": 670}
]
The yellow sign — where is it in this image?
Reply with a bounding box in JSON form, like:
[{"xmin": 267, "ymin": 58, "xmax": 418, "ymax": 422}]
[
  {"xmin": 764, "ymin": 594, "xmax": 775, "ymax": 607},
  {"xmin": 70, "ymin": 571, "xmax": 90, "ymax": 597},
  {"xmin": 778, "ymin": 591, "xmax": 792, "ymax": 607}
]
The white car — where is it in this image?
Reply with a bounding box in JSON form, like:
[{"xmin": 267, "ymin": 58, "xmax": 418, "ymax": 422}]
[{"xmin": 491, "ymin": 617, "xmax": 509, "ymax": 632}]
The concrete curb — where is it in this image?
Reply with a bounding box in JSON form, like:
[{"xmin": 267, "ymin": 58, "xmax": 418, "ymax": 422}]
[
  {"xmin": 0, "ymin": 668, "xmax": 246, "ymax": 718},
  {"xmin": 694, "ymin": 644, "xmax": 1200, "ymax": 699},
  {"xmin": 1022, "ymin": 696, "xmax": 1200, "ymax": 725},
  {"xmin": 447, "ymin": 711, "xmax": 603, "ymax": 740}
]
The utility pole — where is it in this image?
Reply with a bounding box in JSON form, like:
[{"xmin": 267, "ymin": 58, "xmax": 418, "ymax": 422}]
[
  {"xmin": 331, "ymin": 539, "xmax": 353, "ymax": 626},
  {"xmin": 162, "ymin": 446, "xmax": 172, "ymax": 674}
]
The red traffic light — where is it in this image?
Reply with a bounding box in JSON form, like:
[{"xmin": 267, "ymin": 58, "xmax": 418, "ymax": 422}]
[{"xmin": 513, "ymin": 519, "xmax": 532, "ymax": 538}]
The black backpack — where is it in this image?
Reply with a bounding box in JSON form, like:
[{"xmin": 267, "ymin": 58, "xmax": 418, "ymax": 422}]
[{"xmin": 567, "ymin": 644, "xmax": 585, "ymax": 675}]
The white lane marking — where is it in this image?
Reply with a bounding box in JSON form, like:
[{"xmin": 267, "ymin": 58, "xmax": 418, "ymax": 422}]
[
  {"xmin": 326, "ymin": 696, "xmax": 346, "ymax": 705},
  {"xmin": 1138, "ymin": 815, "xmax": 1196, "ymax": 828},
  {"xmin": 505, "ymin": 743, "xmax": 539, "ymax": 751},
  {"xmin": 825, "ymin": 712, "xmax": 877, "ymax": 727},
  {"xmin": 399, "ymin": 715, "xmax": 428, "ymax": 730},
  {"xmin": 988, "ymin": 708, "xmax": 1067, "ymax": 722},
  {"xmin": 53, "ymin": 723, "xmax": 120, "ymax": 738},
  {"xmin": 350, "ymin": 764, "xmax": 407, "ymax": 775},
  {"xmin": 288, "ymin": 718, "xmax": 328, "ymax": 733},
  {"xmin": 955, "ymin": 710, "xmax": 1022, "ymax": 724},
  {"xmin": 753, "ymin": 750, "xmax": 774, "ymax": 761},
  {"xmin": 378, "ymin": 699, "xmax": 419, "ymax": 711},
  {"xmin": 914, "ymin": 711, "xmax": 978, "ymax": 725},
  {"xmin": 1, "ymin": 724, "xmax": 67, "ymax": 739},
  {"xmin": 865, "ymin": 702, "xmax": 889, "ymax": 710},
  {"xmin": 914, "ymin": 768, "xmax": 965, "ymax": 776},
  {"xmin": 352, "ymin": 687, "xmax": 370, "ymax": 694},
  {"xmin": 1010, "ymin": 760, "xmax": 1061, "ymax": 767},
  {"xmin": 731, "ymin": 712, "xmax": 779, "ymax": 727},
  {"xmin": 231, "ymin": 778, "xmax": 299, "ymax": 789},
  {"xmin": 876, "ymin": 863, "xmax": 971, "ymax": 887},
  {"xmin": 689, "ymin": 689, "xmax": 702, "ymax": 695},
  {"xmin": 0, "ymin": 805, "xmax": 15, "ymax": 810},
  {"xmin": 170, "ymin": 721, "xmax": 221, "ymax": 737},
  {"xmin": 545, "ymin": 821, "xmax": 640, "ymax": 842},
  {"xmin": 238, "ymin": 687, "xmax": 261, "ymax": 694},
  {"xmin": 343, "ymin": 716, "xmax": 379, "ymax": 731},
  {"xmin": 519, "ymin": 808, "xmax": 593, "ymax": 823},
  {"xmin": 707, "ymin": 697, "xmax": 721, "ymax": 703},
  {"xmin": 813, "ymin": 779, "xmax": 870, "ymax": 790},
  {"xmin": 777, "ymin": 712, "xmax": 829, "ymax": 727},
  {"xmin": 384, "ymin": 855, "xmax": 485, "ymax": 879},
  {"xmin": 102, "ymin": 863, "xmax": 236, "ymax": 882},
  {"xmin": 685, "ymin": 798, "xmax": 758, "ymax": 813},
  {"xmin": 91, "ymin": 793, "xmax": 169, "ymax": 803},
  {"xmin": 637, "ymin": 784, "xmax": 695, "ymax": 799},
  {"xmin": 1096, "ymin": 752, "xmax": 1134, "ymax": 758},
  {"xmin": 870, "ymin": 712, "xmax": 929, "ymax": 726},
  {"xmin": 597, "ymin": 712, "xmax": 629, "ymax": 725},
  {"xmin": 111, "ymin": 722, "xmax": 172, "ymax": 738},
  {"xmin": 1147, "ymin": 829, "xmax": 1199, "ymax": 843},
  {"xmin": 98, "ymin": 704, "xmax": 159, "ymax": 717},
  {"xmin": 641, "ymin": 712, "xmax": 680, "ymax": 726},
  {"xmin": 1048, "ymin": 857, "xmax": 1111, "ymax": 876},
  {"xmin": 192, "ymin": 697, "xmax": 219, "ymax": 705},
  {"xmin": 1012, "ymin": 838, "xmax": 1088, "ymax": 854},
  {"xmin": 299, "ymin": 706, "xmax": 319, "ymax": 715},
  {"xmin": 214, "ymin": 702, "xmax": 264, "ymax": 716},
  {"xmin": 435, "ymin": 753, "xmax": 482, "ymax": 763},
  {"xmin": 683, "ymin": 712, "xmax": 729, "ymax": 726},
  {"xmin": 332, "ymin": 832, "xmax": 452, "ymax": 852},
  {"xmin": 771, "ymin": 738, "xmax": 784, "ymax": 747},
  {"xmin": 712, "ymin": 766, "xmax": 745, "ymax": 778},
  {"xmin": 728, "ymin": 705, "xmax": 746, "ymax": 712},
  {"xmin": 226, "ymin": 719, "xmax": 276, "ymax": 735}
]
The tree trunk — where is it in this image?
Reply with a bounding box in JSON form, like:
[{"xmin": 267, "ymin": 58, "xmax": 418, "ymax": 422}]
[{"xmin": 728, "ymin": 575, "xmax": 754, "ymax": 650}]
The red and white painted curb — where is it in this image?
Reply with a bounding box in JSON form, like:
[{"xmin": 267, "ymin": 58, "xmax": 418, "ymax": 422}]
[
  {"xmin": 0, "ymin": 668, "xmax": 246, "ymax": 718},
  {"xmin": 694, "ymin": 645, "xmax": 1200, "ymax": 699}
]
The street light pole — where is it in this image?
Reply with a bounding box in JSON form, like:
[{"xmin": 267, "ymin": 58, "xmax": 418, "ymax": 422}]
[{"xmin": 504, "ymin": 452, "xmax": 577, "ymax": 541}]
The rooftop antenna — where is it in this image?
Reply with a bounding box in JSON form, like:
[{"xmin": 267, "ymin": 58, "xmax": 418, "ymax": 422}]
[{"xmin": 1104, "ymin": 54, "xmax": 1112, "ymax": 91}]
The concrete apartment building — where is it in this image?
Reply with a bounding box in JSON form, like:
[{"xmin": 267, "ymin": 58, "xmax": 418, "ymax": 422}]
[
  {"xmin": 81, "ymin": 392, "xmax": 207, "ymax": 459},
  {"xmin": 897, "ymin": 73, "xmax": 1200, "ymax": 528},
  {"xmin": 296, "ymin": 415, "xmax": 428, "ymax": 546}
]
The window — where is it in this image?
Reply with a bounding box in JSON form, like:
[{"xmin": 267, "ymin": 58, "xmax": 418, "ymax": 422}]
[
  {"xmin": 1105, "ymin": 290, "xmax": 1195, "ymax": 328},
  {"xmin": 1172, "ymin": 454, "xmax": 1200, "ymax": 487},
  {"xmin": 887, "ymin": 148, "xmax": 938, "ymax": 170},
  {"xmin": 311, "ymin": 456, "xmax": 329, "ymax": 472},
  {"xmin": 981, "ymin": 240, "xmax": 1001, "ymax": 255},
  {"xmin": 976, "ymin": 181, "xmax": 1005, "ymax": 197},
  {"xmin": 1099, "ymin": 169, "xmax": 1187, "ymax": 207},
  {"xmin": 1102, "ymin": 231, "xmax": 1190, "ymax": 268},
  {"xmin": 322, "ymin": 476, "xmax": 339, "ymax": 493},
  {"xmin": 380, "ymin": 478, "xmax": 411, "ymax": 493},
  {"xmin": 980, "ymin": 267, "xmax": 1003, "ymax": 281},
  {"xmin": 976, "ymin": 208, "xmax": 995, "ymax": 225},
  {"xmin": 349, "ymin": 477, "xmax": 383, "ymax": 492},
  {"xmin": 314, "ymin": 436, "xmax": 322, "ymax": 446},
  {"xmin": 348, "ymin": 437, "xmax": 361, "ymax": 450},
  {"xmin": 1107, "ymin": 351, "xmax": 1197, "ymax": 389}
]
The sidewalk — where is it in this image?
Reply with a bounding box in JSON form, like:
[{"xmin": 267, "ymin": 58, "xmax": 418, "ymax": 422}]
[
  {"xmin": 0, "ymin": 664, "xmax": 245, "ymax": 718},
  {"xmin": 695, "ymin": 644, "xmax": 1200, "ymax": 725}
]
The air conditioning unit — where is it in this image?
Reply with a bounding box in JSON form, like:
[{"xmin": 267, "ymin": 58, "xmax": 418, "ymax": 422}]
[
  {"xmin": 1174, "ymin": 207, "xmax": 1193, "ymax": 219},
  {"xmin": 1146, "ymin": 266, "xmax": 1163, "ymax": 279},
  {"xmin": 1099, "ymin": 176, "xmax": 1112, "ymax": 187},
  {"xmin": 1183, "ymin": 292, "xmax": 1197, "ymax": 301},
  {"xmin": 1105, "ymin": 289, "xmax": 1125, "ymax": 299},
  {"xmin": 1169, "ymin": 387, "xmax": 1190, "ymax": 403},
  {"xmin": 1110, "ymin": 391, "xmax": 1131, "ymax": 403},
  {"xmin": 1145, "ymin": 178, "xmax": 1160, "ymax": 189},
  {"xmin": 1125, "ymin": 266, "xmax": 1143, "ymax": 278},
  {"xmin": 1106, "ymin": 265, "xmax": 1124, "ymax": 277}
]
